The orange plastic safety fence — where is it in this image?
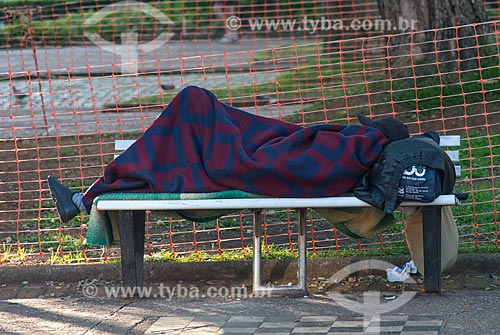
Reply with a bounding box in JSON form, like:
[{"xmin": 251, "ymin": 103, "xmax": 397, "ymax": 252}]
[{"xmin": 0, "ymin": 1, "xmax": 498, "ymax": 266}]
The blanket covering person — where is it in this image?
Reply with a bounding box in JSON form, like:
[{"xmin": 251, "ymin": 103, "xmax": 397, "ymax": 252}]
[{"xmin": 81, "ymin": 85, "xmax": 390, "ymax": 211}]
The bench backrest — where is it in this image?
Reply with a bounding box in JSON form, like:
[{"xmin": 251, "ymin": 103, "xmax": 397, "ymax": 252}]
[
  {"xmin": 439, "ymin": 135, "xmax": 461, "ymax": 176},
  {"xmin": 115, "ymin": 135, "xmax": 462, "ymax": 176}
]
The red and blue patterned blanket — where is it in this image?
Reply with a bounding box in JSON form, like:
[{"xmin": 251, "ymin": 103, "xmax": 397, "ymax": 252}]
[{"xmin": 82, "ymin": 86, "xmax": 388, "ymax": 211}]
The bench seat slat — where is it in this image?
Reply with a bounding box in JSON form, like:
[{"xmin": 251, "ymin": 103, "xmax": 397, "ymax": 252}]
[
  {"xmin": 115, "ymin": 140, "xmax": 136, "ymax": 151},
  {"xmin": 115, "ymin": 137, "xmax": 461, "ymax": 151},
  {"xmin": 96, "ymin": 194, "xmax": 459, "ymax": 211},
  {"xmin": 439, "ymin": 135, "xmax": 460, "ymax": 146},
  {"xmin": 445, "ymin": 150, "xmax": 459, "ymax": 162}
]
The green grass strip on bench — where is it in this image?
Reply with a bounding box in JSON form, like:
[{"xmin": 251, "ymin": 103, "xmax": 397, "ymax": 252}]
[
  {"xmin": 93, "ymin": 190, "xmax": 264, "ymax": 223},
  {"xmin": 93, "ymin": 190, "xmax": 263, "ymax": 203}
]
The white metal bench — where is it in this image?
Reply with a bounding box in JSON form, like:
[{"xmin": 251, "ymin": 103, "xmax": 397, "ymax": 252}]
[{"xmin": 97, "ymin": 135, "xmax": 463, "ymax": 295}]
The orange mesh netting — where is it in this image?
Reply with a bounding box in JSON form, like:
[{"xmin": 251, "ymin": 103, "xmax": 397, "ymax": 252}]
[{"xmin": 0, "ymin": 0, "xmax": 498, "ymax": 264}]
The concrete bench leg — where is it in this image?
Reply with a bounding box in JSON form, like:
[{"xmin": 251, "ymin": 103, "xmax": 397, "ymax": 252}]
[
  {"xmin": 422, "ymin": 206, "xmax": 442, "ymax": 293},
  {"xmin": 252, "ymin": 209, "xmax": 307, "ymax": 296},
  {"xmin": 118, "ymin": 210, "xmax": 146, "ymax": 289}
]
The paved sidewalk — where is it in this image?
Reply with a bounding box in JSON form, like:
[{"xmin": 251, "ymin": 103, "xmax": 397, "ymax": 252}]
[
  {"xmin": 0, "ymin": 38, "xmax": 311, "ymax": 139},
  {"xmin": 144, "ymin": 314, "xmax": 446, "ymax": 334},
  {"xmin": 0, "ymin": 38, "xmax": 309, "ymax": 75},
  {"xmin": 1, "ymin": 255, "xmax": 500, "ymax": 334},
  {"xmin": 1, "ymin": 273, "xmax": 500, "ymax": 335},
  {"xmin": 1, "ymin": 289, "xmax": 499, "ymax": 334}
]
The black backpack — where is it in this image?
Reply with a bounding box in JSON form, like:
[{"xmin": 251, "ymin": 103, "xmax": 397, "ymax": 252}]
[{"xmin": 354, "ymin": 132, "xmax": 456, "ymax": 214}]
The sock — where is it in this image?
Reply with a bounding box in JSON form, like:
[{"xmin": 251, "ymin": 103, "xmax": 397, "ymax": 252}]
[{"xmin": 71, "ymin": 193, "xmax": 86, "ymax": 212}]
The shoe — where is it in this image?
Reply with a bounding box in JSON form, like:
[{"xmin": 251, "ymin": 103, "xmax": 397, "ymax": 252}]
[
  {"xmin": 48, "ymin": 176, "xmax": 80, "ymax": 222},
  {"xmin": 220, "ymin": 33, "xmax": 239, "ymax": 44}
]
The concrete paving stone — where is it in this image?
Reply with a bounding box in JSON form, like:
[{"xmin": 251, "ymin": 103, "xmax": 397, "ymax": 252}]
[
  {"xmin": 291, "ymin": 326, "xmax": 331, "ymax": 333},
  {"xmin": 222, "ymin": 327, "xmax": 258, "ymax": 334},
  {"xmin": 330, "ymin": 328, "xmax": 365, "ymax": 333},
  {"xmin": 403, "ymin": 326, "xmax": 443, "ymax": 333},
  {"xmin": 228, "ymin": 316, "xmax": 267, "ymax": 322},
  {"xmin": 182, "ymin": 326, "xmax": 221, "ymax": 334},
  {"xmin": 186, "ymin": 320, "xmax": 222, "ymax": 328},
  {"xmin": 144, "ymin": 329, "xmax": 182, "ymax": 335},
  {"xmin": 365, "ymin": 325, "xmax": 404, "ymax": 332},
  {"xmin": 254, "ymin": 329, "xmax": 294, "ymax": 334},
  {"xmin": 145, "ymin": 316, "xmax": 193, "ymax": 333},
  {"xmin": 260, "ymin": 321, "xmax": 297, "ymax": 328},
  {"xmin": 195, "ymin": 315, "xmax": 230, "ymax": 323},
  {"xmin": 188, "ymin": 320, "xmax": 226, "ymax": 328},
  {"xmin": 405, "ymin": 320, "xmax": 444, "ymax": 327},
  {"xmin": 406, "ymin": 315, "xmax": 443, "ymax": 321},
  {"xmin": 464, "ymin": 273, "xmax": 492, "ymax": 289},
  {"xmin": 300, "ymin": 315, "xmax": 338, "ymax": 322},
  {"xmin": 261, "ymin": 316, "xmax": 301, "ymax": 322},
  {"xmin": 334, "ymin": 315, "xmax": 366, "ymax": 321},
  {"xmin": 224, "ymin": 321, "xmax": 263, "ymax": 328},
  {"xmin": 441, "ymin": 274, "xmax": 465, "ymax": 290},
  {"xmin": 332, "ymin": 320, "xmax": 368, "ymax": 327},
  {"xmin": 295, "ymin": 321, "xmax": 336, "ymax": 327},
  {"xmin": 376, "ymin": 320, "xmax": 406, "ymax": 327},
  {"xmin": 378, "ymin": 315, "xmax": 409, "ymax": 322}
]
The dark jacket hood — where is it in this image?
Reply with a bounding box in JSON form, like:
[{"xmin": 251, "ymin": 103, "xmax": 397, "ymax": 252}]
[{"xmin": 354, "ymin": 132, "xmax": 456, "ymax": 214}]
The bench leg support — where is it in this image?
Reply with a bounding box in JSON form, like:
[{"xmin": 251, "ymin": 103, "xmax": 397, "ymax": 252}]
[
  {"xmin": 252, "ymin": 209, "xmax": 307, "ymax": 296},
  {"xmin": 422, "ymin": 206, "xmax": 442, "ymax": 293},
  {"xmin": 297, "ymin": 208, "xmax": 307, "ymax": 290},
  {"xmin": 118, "ymin": 210, "xmax": 146, "ymax": 290},
  {"xmin": 252, "ymin": 209, "xmax": 263, "ymax": 293}
]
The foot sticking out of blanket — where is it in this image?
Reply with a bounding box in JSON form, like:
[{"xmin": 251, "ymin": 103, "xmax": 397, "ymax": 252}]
[{"xmin": 48, "ymin": 176, "xmax": 83, "ymax": 222}]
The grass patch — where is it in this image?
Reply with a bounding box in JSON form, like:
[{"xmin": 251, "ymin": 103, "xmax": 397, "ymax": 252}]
[
  {"xmin": 144, "ymin": 240, "xmax": 500, "ymax": 264},
  {"xmin": 452, "ymin": 130, "xmax": 499, "ymax": 242},
  {"xmin": 47, "ymin": 246, "xmax": 87, "ymax": 264},
  {"xmin": 16, "ymin": 231, "xmax": 84, "ymax": 251},
  {"xmin": 146, "ymin": 248, "xmax": 254, "ymax": 263}
]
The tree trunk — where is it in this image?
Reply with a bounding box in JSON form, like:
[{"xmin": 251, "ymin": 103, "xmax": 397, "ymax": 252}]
[
  {"xmin": 323, "ymin": 0, "xmax": 376, "ymax": 53},
  {"xmin": 377, "ymin": 0, "xmax": 493, "ymax": 83}
]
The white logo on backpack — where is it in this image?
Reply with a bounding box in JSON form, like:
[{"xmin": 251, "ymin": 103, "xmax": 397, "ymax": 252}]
[{"xmin": 403, "ymin": 166, "xmax": 426, "ymax": 177}]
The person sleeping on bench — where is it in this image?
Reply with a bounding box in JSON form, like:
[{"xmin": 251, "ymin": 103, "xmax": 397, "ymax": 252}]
[{"xmin": 48, "ymin": 85, "xmax": 410, "ymax": 223}]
